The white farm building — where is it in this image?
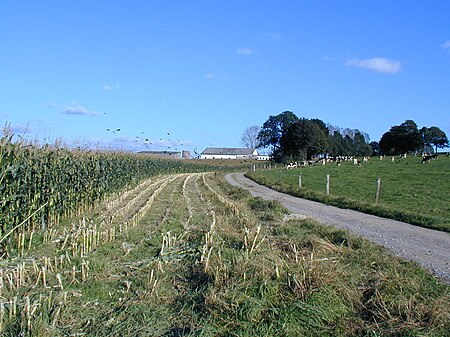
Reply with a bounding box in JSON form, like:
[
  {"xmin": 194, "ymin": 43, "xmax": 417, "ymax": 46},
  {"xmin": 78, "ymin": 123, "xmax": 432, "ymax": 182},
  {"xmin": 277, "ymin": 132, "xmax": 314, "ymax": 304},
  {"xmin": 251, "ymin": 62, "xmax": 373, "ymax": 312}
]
[{"xmin": 201, "ymin": 147, "xmax": 258, "ymax": 160}]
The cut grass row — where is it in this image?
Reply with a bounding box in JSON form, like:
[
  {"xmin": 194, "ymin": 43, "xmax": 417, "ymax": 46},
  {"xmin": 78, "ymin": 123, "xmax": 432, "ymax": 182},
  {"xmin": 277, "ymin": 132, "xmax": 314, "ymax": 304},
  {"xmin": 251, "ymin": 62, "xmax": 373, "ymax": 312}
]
[
  {"xmin": 1, "ymin": 172, "xmax": 448, "ymax": 336},
  {"xmin": 246, "ymin": 155, "xmax": 450, "ymax": 232}
]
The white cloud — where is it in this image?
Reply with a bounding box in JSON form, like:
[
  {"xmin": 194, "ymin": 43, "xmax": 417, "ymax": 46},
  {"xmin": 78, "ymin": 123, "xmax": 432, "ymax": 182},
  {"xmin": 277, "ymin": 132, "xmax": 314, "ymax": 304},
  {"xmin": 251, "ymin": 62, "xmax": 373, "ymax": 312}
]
[
  {"xmin": 205, "ymin": 73, "xmax": 215, "ymax": 80},
  {"xmin": 237, "ymin": 47, "xmax": 255, "ymax": 56},
  {"xmin": 346, "ymin": 57, "xmax": 402, "ymax": 73},
  {"xmin": 63, "ymin": 104, "xmax": 101, "ymax": 116},
  {"xmin": 441, "ymin": 40, "xmax": 450, "ymax": 51},
  {"xmin": 103, "ymin": 83, "xmax": 119, "ymax": 91},
  {"xmin": 46, "ymin": 101, "xmax": 56, "ymax": 108}
]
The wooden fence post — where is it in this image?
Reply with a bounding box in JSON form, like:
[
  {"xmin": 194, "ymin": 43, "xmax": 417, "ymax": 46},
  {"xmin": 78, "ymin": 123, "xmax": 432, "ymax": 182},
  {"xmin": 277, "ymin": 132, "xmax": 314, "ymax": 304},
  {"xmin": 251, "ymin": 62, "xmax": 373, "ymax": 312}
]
[
  {"xmin": 326, "ymin": 174, "xmax": 330, "ymax": 195},
  {"xmin": 375, "ymin": 177, "xmax": 381, "ymax": 203}
]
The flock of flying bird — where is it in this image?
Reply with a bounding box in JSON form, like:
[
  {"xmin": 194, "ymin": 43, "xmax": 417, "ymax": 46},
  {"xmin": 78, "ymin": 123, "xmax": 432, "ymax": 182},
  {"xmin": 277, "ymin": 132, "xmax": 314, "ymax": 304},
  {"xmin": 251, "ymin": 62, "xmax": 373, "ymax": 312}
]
[{"xmin": 106, "ymin": 128, "xmax": 184, "ymax": 151}]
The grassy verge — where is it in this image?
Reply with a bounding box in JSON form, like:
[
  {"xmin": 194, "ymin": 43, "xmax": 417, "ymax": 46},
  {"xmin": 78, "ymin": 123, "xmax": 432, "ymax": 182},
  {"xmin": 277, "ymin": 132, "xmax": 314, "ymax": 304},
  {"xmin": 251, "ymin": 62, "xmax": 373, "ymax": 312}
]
[
  {"xmin": 246, "ymin": 156, "xmax": 450, "ymax": 232},
  {"xmin": 1, "ymin": 172, "xmax": 448, "ymax": 336}
]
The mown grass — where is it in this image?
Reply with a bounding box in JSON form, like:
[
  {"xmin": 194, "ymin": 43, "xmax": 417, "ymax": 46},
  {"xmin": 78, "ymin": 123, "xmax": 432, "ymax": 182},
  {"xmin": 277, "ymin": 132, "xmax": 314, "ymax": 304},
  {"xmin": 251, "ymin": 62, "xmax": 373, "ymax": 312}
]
[
  {"xmin": 1, "ymin": 172, "xmax": 449, "ymax": 336},
  {"xmin": 246, "ymin": 155, "xmax": 450, "ymax": 232}
]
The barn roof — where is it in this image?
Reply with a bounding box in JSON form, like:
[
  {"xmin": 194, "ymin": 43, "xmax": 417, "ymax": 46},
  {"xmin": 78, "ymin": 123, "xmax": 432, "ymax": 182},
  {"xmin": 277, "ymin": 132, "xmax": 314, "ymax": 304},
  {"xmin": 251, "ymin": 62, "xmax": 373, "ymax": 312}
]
[{"xmin": 201, "ymin": 147, "xmax": 257, "ymax": 155}]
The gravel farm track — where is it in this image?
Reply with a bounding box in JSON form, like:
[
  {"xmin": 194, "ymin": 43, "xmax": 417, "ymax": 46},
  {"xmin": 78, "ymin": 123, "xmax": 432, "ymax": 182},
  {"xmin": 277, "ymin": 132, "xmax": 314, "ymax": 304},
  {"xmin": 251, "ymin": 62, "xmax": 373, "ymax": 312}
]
[{"xmin": 225, "ymin": 173, "xmax": 450, "ymax": 284}]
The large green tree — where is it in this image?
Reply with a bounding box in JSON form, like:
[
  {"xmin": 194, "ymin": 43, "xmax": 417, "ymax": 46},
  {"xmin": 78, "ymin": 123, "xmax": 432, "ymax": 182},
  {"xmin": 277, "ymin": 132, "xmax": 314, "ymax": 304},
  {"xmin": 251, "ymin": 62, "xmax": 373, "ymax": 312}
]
[
  {"xmin": 370, "ymin": 141, "xmax": 380, "ymax": 156},
  {"xmin": 420, "ymin": 126, "xmax": 448, "ymax": 153},
  {"xmin": 280, "ymin": 118, "xmax": 328, "ymax": 160},
  {"xmin": 326, "ymin": 123, "xmax": 372, "ymax": 157},
  {"xmin": 329, "ymin": 131, "xmax": 346, "ymax": 156},
  {"xmin": 354, "ymin": 131, "xmax": 373, "ymax": 156},
  {"xmin": 379, "ymin": 120, "xmax": 422, "ymax": 154},
  {"xmin": 257, "ymin": 111, "xmax": 298, "ymax": 154}
]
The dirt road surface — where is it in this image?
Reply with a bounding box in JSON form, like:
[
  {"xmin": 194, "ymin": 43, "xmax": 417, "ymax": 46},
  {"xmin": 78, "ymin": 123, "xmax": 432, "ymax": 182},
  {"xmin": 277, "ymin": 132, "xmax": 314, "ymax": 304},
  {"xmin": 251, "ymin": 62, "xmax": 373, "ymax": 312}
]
[{"xmin": 225, "ymin": 173, "xmax": 450, "ymax": 284}]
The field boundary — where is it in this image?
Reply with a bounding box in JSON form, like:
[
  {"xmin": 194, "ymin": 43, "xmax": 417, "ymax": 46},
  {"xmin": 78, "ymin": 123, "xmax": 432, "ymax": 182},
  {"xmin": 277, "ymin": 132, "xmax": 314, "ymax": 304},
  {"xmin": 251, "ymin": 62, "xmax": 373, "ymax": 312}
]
[
  {"xmin": 225, "ymin": 172, "xmax": 450, "ymax": 284},
  {"xmin": 245, "ymin": 167, "xmax": 449, "ymax": 232}
]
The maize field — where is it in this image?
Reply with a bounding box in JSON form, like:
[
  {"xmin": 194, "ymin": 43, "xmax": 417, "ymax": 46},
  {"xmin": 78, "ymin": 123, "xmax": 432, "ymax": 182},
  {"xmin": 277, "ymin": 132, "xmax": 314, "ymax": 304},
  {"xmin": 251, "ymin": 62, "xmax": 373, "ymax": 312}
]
[{"xmin": 0, "ymin": 133, "xmax": 220, "ymax": 252}]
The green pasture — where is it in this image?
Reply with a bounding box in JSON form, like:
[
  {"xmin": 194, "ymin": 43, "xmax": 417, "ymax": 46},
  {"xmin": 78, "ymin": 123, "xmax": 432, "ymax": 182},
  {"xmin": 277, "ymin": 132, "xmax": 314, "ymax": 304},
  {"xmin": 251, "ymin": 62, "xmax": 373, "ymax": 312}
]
[{"xmin": 246, "ymin": 155, "xmax": 450, "ymax": 231}]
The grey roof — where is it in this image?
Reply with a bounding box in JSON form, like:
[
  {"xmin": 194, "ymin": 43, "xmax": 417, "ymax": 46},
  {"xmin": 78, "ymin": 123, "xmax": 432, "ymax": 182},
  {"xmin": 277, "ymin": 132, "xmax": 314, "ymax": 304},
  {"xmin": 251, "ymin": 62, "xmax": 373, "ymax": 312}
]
[{"xmin": 201, "ymin": 147, "xmax": 257, "ymax": 155}]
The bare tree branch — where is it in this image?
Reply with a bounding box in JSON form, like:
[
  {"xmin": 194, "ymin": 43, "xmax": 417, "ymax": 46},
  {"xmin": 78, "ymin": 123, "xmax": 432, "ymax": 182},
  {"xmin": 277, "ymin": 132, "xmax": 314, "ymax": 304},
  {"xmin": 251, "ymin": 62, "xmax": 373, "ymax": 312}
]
[{"xmin": 241, "ymin": 125, "xmax": 261, "ymax": 148}]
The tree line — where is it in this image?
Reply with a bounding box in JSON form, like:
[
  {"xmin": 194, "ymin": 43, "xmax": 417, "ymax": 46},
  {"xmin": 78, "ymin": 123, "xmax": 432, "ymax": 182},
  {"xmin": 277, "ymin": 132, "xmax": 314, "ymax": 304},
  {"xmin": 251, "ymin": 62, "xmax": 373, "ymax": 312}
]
[
  {"xmin": 377, "ymin": 120, "xmax": 448, "ymax": 155},
  {"xmin": 241, "ymin": 111, "xmax": 448, "ymax": 162}
]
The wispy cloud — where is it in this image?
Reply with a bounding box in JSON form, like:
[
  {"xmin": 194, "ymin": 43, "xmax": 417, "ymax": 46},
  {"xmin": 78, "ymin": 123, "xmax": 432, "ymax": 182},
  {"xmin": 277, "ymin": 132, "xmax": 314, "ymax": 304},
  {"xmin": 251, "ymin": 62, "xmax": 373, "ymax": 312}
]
[
  {"xmin": 204, "ymin": 73, "xmax": 229, "ymax": 80},
  {"xmin": 10, "ymin": 123, "xmax": 32, "ymax": 134},
  {"xmin": 103, "ymin": 83, "xmax": 120, "ymax": 91},
  {"xmin": 237, "ymin": 47, "xmax": 255, "ymax": 56},
  {"xmin": 46, "ymin": 101, "xmax": 56, "ymax": 108},
  {"xmin": 63, "ymin": 104, "xmax": 101, "ymax": 116},
  {"xmin": 0, "ymin": 113, "xmax": 9, "ymax": 118},
  {"xmin": 441, "ymin": 40, "xmax": 450, "ymax": 51},
  {"xmin": 261, "ymin": 32, "xmax": 295, "ymax": 40},
  {"xmin": 323, "ymin": 54, "xmax": 334, "ymax": 61},
  {"xmin": 263, "ymin": 32, "xmax": 283, "ymax": 40},
  {"xmin": 112, "ymin": 136, "xmax": 139, "ymax": 147},
  {"xmin": 346, "ymin": 57, "xmax": 402, "ymax": 73}
]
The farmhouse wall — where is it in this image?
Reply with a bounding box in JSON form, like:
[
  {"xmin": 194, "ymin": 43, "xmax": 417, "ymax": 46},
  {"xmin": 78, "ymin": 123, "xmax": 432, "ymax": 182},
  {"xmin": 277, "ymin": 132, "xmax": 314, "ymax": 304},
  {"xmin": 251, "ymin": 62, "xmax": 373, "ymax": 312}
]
[{"xmin": 200, "ymin": 147, "xmax": 259, "ymax": 160}]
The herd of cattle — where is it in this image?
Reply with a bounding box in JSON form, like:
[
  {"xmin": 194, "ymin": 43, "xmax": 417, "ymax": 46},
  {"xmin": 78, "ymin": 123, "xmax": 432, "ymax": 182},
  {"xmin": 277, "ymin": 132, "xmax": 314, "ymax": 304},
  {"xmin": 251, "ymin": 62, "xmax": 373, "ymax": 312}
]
[{"xmin": 286, "ymin": 153, "xmax": 445, "ymax": 169}]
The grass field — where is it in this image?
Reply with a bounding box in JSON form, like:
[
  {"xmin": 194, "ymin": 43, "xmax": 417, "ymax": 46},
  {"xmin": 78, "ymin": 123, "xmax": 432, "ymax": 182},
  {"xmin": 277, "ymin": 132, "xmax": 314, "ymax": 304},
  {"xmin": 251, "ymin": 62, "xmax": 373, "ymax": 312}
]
[
  {"xmin": 246, "ymin": 155, "xmax": 450, "ymax": 232},
  {"xmin": 1, "ymin": 172, "xmax": 449, "ymax": 336}
]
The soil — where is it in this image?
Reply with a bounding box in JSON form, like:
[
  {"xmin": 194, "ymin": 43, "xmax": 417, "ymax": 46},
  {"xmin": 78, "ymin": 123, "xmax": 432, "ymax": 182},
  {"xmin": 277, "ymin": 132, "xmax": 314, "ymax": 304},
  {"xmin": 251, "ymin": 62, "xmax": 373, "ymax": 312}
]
[{"xmin": 225, "ymin": 173, "xmax": 450, "ymax": 284}]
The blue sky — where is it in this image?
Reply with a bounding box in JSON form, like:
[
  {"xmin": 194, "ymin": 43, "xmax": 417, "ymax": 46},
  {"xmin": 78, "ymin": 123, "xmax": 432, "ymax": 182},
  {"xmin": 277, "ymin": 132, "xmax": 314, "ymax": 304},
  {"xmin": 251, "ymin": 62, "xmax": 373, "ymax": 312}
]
[{"xmin": 1, "ymin": 1, "xmax": 449, "ymax": 154}]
